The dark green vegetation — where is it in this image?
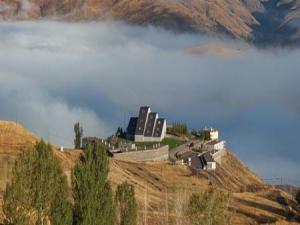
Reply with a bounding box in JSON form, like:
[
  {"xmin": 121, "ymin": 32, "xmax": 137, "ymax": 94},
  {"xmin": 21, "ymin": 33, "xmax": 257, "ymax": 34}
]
[
  {"xmin": 3, "ymin": 140, "xmax": 73, "ymax": 225},
  {"xmin": 134, "ymin": 138, "xmax": 184, "ymax": 150},
  {"xmin": 187, "ymin": 186, "xmax": 233, "ymax": 225},
  {"xmin": 167, "ymin": 122, "xmax": 188, "ymax": 137},
  {"xmin": 115, "ymin": 182, "xmax": 137, "ymax": 225},
  {"xmin": 115, "ymin": 127, "xmax": 126, "ymax": 139},
  {"xmin": 3, "ymin": 140, "xmax": 138, "ymax": 225},
  {"xmin": 161, "ymin": 138, "xmax": 184, "ymax": 150},
  {"xmin": 74, "ymin": 122, "xmax": 83, "ymax": 149},
  {"xmin": 72, "ymin": 142, "xmax": 115, "ymax": 225}
]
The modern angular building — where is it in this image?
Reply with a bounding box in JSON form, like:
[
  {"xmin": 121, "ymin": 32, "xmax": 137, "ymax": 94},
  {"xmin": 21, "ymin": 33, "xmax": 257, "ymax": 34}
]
[{"xmin": 126, "ymin": 106, "xmax": 167, "ymax": 142}]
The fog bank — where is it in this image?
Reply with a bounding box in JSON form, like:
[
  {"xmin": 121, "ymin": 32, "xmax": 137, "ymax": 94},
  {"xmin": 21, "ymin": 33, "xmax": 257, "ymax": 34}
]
[{"xmin": 0, "ymin": 21, "xmax": 300, "ymax": 184}]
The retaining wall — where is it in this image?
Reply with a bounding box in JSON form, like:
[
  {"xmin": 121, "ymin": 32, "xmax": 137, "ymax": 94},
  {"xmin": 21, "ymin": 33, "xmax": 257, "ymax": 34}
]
[{"xmin": 113, "ymin": 145, "xmax": 169, "ymax": 162}]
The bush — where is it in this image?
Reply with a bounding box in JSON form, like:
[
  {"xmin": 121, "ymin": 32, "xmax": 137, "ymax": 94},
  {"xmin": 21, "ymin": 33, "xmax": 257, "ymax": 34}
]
[
  {"xmin": 187, "ymin": 187, "xmax": 233, "ymax": 225},
  {"xmin": 168, "ymin": 122, "xmax": 188, "ymax": 136},
  {"xmin": 115, "ymin": 182, "xmax": 137, "ymax": 225}
]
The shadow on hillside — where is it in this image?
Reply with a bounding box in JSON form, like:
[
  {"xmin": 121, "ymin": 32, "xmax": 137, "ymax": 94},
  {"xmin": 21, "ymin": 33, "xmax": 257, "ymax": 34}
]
[
  {"xmin": 236, "ymin": 198, "xmax": 286, "ymax": 217},
  {"xmin": 250, "ymin": 0, "xmax": 299, "ymax": 46},
  {"xmin": 232, "ymin": 207, "xmax": 277, "ymax": 224}
]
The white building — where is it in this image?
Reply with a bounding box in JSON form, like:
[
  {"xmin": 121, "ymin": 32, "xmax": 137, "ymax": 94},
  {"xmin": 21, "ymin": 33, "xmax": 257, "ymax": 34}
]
[
  {"xmin": 203, "ymin": 140, "xmax": 225, "ymax": 152},
  {"xmin": 126, "ymin": 106, "xmax": 167, "ymax": 142},
  {"xmin": 202, "ymin": 127, "xmax": 219, "ymax": 141}
]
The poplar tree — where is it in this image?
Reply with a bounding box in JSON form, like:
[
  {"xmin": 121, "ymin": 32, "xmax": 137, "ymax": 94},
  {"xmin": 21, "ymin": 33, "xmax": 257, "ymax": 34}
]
[
  {"xmin": 74, "ymin": 122, "xmax": 83, "ymax": 149},
  {"xmin": 72, "ymin": 142, "xmax": 115, "ymax": 225},
  {"xmin": 3, "ymin": 140, "xmax": 73, "ymax": 225},
  {"xmin": 115, "ymin": 182, "xmax": 137, "ymax": 225}
]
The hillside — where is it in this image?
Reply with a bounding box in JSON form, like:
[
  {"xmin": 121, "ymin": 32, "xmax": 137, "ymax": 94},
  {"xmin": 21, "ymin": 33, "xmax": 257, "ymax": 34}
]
[
  {"xmin": 0, "ymin": 0, "xmax": 300, "ymax": 45},
  {"xmin": 0, "ymin": 120, "xmax": 300, "ymax": 224}
]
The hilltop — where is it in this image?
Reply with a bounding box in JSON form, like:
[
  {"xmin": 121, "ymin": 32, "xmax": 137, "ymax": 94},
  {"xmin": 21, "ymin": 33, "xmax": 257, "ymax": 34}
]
[
  {"xmin": 0, "ymin": 120, "xmax": 300, "ymax": 224},
  {"xmin": 0, "ymin": 0, "xmax": 300, "ymax": 45}
]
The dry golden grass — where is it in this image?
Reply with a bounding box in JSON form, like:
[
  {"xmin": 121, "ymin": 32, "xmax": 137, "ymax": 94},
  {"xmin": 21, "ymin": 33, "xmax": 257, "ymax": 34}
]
[
  {"xmin": 0, "ymin": 120, "xmax": 36, "ymax": 153},
  {"xmin": 0, "ymin": 120, "xmax": 299, "ymax": 225}
]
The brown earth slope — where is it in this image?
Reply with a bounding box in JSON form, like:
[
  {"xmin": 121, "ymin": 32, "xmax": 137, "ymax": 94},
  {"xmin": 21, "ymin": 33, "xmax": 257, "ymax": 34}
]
[
  {"xmin": 0, "ymin": 120, "xmax": 300, "ymax": 224},
  {"xmin": 0, "ymin": 0, "xmax": 258, "ymax": 38},
  {"xmin": 0, "ymin": 0, "xmax": 300, "ymax": 44}
]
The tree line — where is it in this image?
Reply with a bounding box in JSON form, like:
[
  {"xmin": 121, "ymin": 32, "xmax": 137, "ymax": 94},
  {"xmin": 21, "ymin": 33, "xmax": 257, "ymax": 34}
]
[
  {"xmin": 3, "ymin": 140, "xmax": 137, "ymax": 225},
  {"xmin": 2, "ymin": 121, "xmax": 236, "ymax": 225},
  {"xmin": 167, "ymin": 122, "xmax": 188, "ymax": 136}
]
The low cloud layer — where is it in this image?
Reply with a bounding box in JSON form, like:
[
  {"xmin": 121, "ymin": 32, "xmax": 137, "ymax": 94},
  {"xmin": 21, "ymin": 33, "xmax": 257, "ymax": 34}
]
[{"xmin": 0, "ymin": 21, "xmax": 300, "ymax": 184}]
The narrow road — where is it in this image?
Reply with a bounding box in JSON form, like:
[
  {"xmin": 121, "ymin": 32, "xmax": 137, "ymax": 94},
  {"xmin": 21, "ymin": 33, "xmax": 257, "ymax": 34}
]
[{"xmin": 168, "ymin": 140, "xmax": 200, "ymax": 162}]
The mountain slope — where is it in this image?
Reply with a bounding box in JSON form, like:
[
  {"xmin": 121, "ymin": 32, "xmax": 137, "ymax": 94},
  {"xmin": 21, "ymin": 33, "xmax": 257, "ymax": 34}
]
[
  {"xmin": 0, "ymin": 120, "xmax": 300, "ymax": 224},
  {"xmin": 0, "ymin": 0, "xmax": 257, "ymax": 38},
  {"xmin": 0, "ymin": 0, "xmax": 300, "ymax": 44}
]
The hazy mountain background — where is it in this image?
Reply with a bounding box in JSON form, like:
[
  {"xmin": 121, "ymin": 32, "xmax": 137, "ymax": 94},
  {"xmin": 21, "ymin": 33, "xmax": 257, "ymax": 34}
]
[{"xmin": 0, "ymin": 0, "xmax": 300, "ymax": 45}]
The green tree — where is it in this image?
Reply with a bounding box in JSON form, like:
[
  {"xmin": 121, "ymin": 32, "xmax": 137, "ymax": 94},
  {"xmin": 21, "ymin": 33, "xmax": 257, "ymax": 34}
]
[
  {"xmin": 115, "ymin": 182, "xmax": 137, "ymax": 225},
  {"xmin": 187, "ymin": 187, "xmax": 233, "ymax": 225},
  {"xmin": 3, "ymin": 140, "xmax": 72, "ymax": 225},
  {"xmin": 74, "ymin": 122, "xmax": 83, "ymax": 149},
  {"xmin": 72, "ymin": 142, "xmax": 115, "ymax": 225}
]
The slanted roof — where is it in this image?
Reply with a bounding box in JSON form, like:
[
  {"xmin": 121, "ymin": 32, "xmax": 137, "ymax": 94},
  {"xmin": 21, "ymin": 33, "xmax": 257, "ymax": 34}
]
[
  {"xmin": 202, "ymin": 152, "xmax": 214, "ymax": 163},
  {"xmin": 153, "ymin": 118, "xmax": 165, "ymax": 137},
  {"xmin": 144, "ymin": 112, "xmax": 157, "ymax": 137},
  {"xmin": 135, "ymin": 106, "xmax": 150, "ymax": 135},
  {"xmin": 127, "ymin": 117, "xmax": 138, "ymax": 136},
  {"xmin": 181, "ymin": 152, "xmax": 205, "ymax": 170},
  {"xmin": 191, "ymin": 154, "xmax": 205, "ymax": 170}
]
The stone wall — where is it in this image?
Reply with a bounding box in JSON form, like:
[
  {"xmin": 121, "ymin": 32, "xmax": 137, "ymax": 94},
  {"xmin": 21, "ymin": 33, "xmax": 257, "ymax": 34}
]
[{"xmin": 113, "ymin": 145, "xmax": 169, "ymax": 162}]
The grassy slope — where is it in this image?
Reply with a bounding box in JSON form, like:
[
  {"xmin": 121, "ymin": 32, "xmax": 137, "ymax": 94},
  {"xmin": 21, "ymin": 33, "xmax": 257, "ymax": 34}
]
[
  {"xmin": 135, "ymin": 138, "xmax": 184, "ymax": 150},
  {"xmin": 0, "ymin": 120, "xmax": 299, "ymax": 224}
]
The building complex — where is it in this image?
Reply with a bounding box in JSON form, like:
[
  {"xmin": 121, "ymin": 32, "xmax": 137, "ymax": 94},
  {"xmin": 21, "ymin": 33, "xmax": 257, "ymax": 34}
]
[{"xmin": 126, "ymin": 106, "xmax": 167, "ymax": 142}]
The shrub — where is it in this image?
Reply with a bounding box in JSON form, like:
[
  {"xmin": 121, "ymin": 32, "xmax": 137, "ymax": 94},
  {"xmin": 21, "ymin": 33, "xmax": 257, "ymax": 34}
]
[
  {"xmin": 187, "ymin": 187, "xmax": 233, "ymax": 225},
  {"xmin": 115, "ymin": 182, "xmax": 137, "ymax": 225}
]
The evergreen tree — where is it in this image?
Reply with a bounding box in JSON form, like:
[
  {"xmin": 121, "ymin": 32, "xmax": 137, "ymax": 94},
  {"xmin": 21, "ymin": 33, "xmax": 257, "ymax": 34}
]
[
  {"xmin": 72, "ymin": 142, "xmax": 115, "ymax": 225},
  {"xmin": 3, "ymin": 140, "xmax": 73, "ymax": 225},
  {"xmin": 115, "ymin": 182, "xmax": 137, "ymax": 225},
  {"xmin": 187, "ymin": 187, "xmax": 233, "ymax": 225},
  {"xmin": 116, "ymin": 127, "xmax": 125, "ymax": 138},
  {"xmin": 74, "ymin": 122, "xmax": 83, "ymax": 149}
]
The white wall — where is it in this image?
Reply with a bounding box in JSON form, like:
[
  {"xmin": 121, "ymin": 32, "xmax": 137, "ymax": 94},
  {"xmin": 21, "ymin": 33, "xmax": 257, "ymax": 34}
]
[
  {"xmin": 203, "ymin": 141, "xmax": 225, "ymax": 151},
  {"xmin": 210, "ymin": 131, "xmax": 219, "ymax": 140}
]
